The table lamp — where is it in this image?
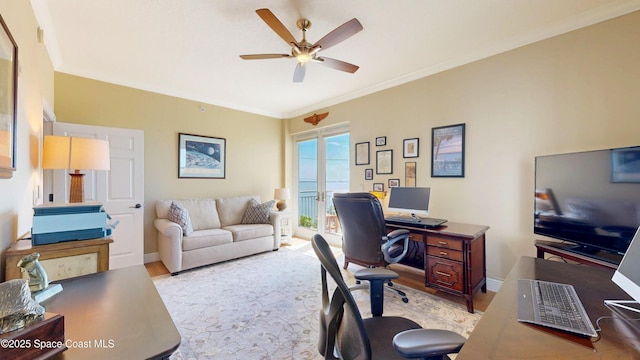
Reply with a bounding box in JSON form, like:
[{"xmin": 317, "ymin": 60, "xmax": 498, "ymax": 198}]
[
  {"xmin": 274, "ymin": 188, "xmax": 290, "ymax": 211},
  {"xmin": 42, "ymin": 135, "xmax": 110, "ymax": 203}
]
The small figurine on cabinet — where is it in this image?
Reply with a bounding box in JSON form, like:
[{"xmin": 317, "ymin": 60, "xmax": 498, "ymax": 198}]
[{"xmin": 17, "ymin": 252, "xmax": 62, "ymax": 302}]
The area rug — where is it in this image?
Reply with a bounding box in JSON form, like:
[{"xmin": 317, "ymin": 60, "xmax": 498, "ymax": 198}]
[{"xmin": 153, "ymin": 245, "xmax": 481, "ymax": 360}]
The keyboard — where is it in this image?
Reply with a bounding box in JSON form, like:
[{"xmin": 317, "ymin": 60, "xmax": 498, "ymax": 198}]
[
  {"xmin": 517, "ymin": 279, "xmax": 598, "ymax": 337},
  {"xmin": 385, "ymin": 216, "xmax": 447, "ymax": 228}
]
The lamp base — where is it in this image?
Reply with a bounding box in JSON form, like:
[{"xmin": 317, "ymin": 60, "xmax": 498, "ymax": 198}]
[
  {"xmin": 276, "ymin": 200, "xmax": 287, "ymax": 211},
  {"xmin": 69, "ymin": 171, "xmax": 85, "ymax": 203}
]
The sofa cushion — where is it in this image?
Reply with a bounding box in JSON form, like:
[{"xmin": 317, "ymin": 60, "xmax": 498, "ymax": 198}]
[
  {"xmin": 167, "ymin": 202, "xmax": 194, "ymax": 236},
  {"xmin": 217, "ymin": 195, "xmax": 259, "ymax": 227},
  {"xmin": 242, "ymin": 198, "xmax": 275, "ymax": 224},
  {"xmin": 223, "ymin": 224, "xmax": 274, "ymax": 242},
  {"xmin": 158, "ymin": 199, "xmax": 221, "ymax": 231},
  {"xmin": 182, "ymin": 229, "xmax": 233, "ymax": 251}
]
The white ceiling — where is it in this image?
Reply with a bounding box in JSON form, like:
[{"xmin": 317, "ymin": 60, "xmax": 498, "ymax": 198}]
[{"xmin": 30, "ymin": 0, "xmax": 640, "ymax": 119}]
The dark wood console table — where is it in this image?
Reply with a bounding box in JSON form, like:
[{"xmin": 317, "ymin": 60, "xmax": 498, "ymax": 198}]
[
  {"xmin": 458, "ymin": 256, "xmax": 639, "ymax": 359},
  {"xmin": 42, "ymin": 265, "xmax": 181, "ymax": 359},
  {"xmin": 535, "ymin": 239, "xmax": 621, "ymax": 270},
  {"xmin": 385, "ymin": 221, "xmax": 489, "ymax": 313}
]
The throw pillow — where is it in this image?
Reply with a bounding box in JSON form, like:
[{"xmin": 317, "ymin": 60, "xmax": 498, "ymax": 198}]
[
  {"xmin": 242, "ymin": 198, "xmax": 275, "ymax": 224},
  {"xmin": 167, "ymin": 202, "xmax": 194, "ymax": 236}
]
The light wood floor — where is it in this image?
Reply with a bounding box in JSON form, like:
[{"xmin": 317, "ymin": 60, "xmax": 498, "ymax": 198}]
[{"xmin": 145, "ymin": 237, "xmax": 494, "ymax": 312}]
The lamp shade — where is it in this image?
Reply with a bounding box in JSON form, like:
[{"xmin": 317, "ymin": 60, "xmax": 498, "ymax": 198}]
[
  {"xmin": 43, "ymin": 135, "xmax": 110, "ymax": 171},
  {"xmin": 42, "ymin": 135, "xmax": 71, "ymax": 169},
  {"xmin": 274, "ymin": 188, "xmax": 290, "ymax": 200}
]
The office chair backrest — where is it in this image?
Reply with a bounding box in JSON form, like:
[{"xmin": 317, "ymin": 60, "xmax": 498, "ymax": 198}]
[
  {"xmin": 333, "ymin": 192, "xmax": 387, "ymax": 267},
  {"xmin": 312, "ymin": 234, "xmax": 371, "ymax": 360}
]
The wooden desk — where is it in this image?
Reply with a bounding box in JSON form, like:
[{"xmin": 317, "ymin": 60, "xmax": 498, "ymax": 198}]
[
  {"xmin": 4, "ymin": 238, "xmax": 113, "ymax": 282},
  {"xmin": 458, "ymin": 256, "xmax": 640, "ymax": 359},
  {"xmin": 385, "ymin": 221, "xmax": 489, "ymax": 313},
  {"xmin": 43, "ymin": 265, "xmax": 181, "ymax": 359}
]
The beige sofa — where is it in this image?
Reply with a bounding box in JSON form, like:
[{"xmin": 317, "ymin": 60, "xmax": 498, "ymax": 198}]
[{"xmin": 154, "ymin": 195, "xmax": 282, "ymax": 275}]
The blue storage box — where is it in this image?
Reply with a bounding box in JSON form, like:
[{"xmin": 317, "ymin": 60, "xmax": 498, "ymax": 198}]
[{"xmin": 32, "ymin": 203, "xmax": 109, "ymax": 245}]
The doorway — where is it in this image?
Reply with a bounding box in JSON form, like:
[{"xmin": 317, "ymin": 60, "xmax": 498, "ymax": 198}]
[{"xmin": 294, "ymin": 126, "xmax": 349, "ymax": 244}]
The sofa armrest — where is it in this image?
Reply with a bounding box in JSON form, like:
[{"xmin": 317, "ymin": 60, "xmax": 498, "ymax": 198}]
[
  {"xmin": 154, "ymin": 218, "xmax": 184, "ymax": 274},
  {"xmin": 269, "ymin": 211, "xmax": 282, "ymax": 249},
  {"xmin": 154, "ymin": 218, "xmax": 183, "ymax": 239}
]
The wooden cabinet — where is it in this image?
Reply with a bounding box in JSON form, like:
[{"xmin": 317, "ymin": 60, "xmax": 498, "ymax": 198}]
[
  {"xmin": 4, "ymin": 237, "xmax": 113, "ymax": 282},
  {"xmin": 386, "ymin": 222, "xmax": 489, "ymax": 313}
]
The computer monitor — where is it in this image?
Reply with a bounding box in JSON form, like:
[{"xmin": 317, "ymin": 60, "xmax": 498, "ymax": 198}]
[
  {"xmin": 607, "ymin": 226, "xmax": 640, "ymax": 313},
  {"xmin": 387, "ymin": 187, "xmax": 431, "ymax": 216}
]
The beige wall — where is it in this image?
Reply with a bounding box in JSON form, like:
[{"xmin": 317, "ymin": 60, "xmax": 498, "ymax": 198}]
[
  {"xmin": 0, "ymin": 2, "xmax": 54, "ymax": 280},
  {"xmin": 53, "ymin": 73, "xmax": 284, "ymax": 255},
  {"xmin": 288, "ymin": 11, "xmax": 640, "ymax": 280}
]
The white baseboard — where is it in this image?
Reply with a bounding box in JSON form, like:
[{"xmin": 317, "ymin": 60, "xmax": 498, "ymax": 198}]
[
  {"xmin": 144, "ymin": 252, "xmax": 160, "ymax": 264},
  {"xmin": 486, "ymin": 277, "xmax": 503, "ymax": 293}
]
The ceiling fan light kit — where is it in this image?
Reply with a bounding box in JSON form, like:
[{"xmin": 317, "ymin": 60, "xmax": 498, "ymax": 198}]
[{"xmin": 239, "ymin": 8, "xmax": 363, "ymax": 82}]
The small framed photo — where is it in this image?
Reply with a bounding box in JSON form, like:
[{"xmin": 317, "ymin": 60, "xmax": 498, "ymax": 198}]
[
  {"xmin": 365, "ymin": 168, "xmax": 373, "ymax": 180},
  {"xmin": 432, "ymin": 123, "xmax": 465, "ymax": 177},
  {"xmin": 373, "ymin": 183, "xmax": 384, "ymax": 192},
  {"xmin": 376, "ymin": 136, "xmax": 387, "ymax": 146},
  {"xmin": 179, "ymin": 133, "xmax": 226, "ymax": 179},
  {"xmin": 376, "ymin": 149, "xmax": 393, "ymax": 174},
  {"xmin": 355, "ymin": 141, "xmax": 370, "ymax": 165},
  {"xmin": 403, "ymin": 138, "xmax": 419, "ymax": 158},
  {"xmin": 388, "ymin": 178, "xmax": 400, "ymax": 188}
]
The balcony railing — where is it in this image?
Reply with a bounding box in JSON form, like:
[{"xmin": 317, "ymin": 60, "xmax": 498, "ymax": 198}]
[{"xmin": 298, "ymin": 190, "xmax": 340, "ymax": 234}]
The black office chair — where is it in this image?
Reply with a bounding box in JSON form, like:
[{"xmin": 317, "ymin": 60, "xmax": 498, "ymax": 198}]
[
  {"xmin": 313, "ymin": 234, "xmax": 466, "ymax": 360},
  {"xmin": 332, "ymin": 192, "xmax": 410, "ymax": 316}
]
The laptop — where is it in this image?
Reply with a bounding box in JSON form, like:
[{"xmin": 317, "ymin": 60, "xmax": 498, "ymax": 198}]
[{"xmin": 517, "ymin": 279, "xmax": 598, "ymax": 337}]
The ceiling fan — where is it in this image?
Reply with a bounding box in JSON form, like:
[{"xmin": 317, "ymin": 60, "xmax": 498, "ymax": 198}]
[{"xmin": 240, "ymin": 8, "xmax": 363, "ymax": 82}]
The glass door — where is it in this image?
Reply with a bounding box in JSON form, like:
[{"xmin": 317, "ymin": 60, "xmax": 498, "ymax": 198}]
[{"xmin": 295, "ymin": 127, "xmax": 349, "ymax": 243}]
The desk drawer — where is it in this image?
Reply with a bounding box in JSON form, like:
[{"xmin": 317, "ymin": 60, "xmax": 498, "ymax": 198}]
[
  {"xmin": 426, "ymin": 256, "xmax": 463, "ymax": 292},
  {"xmin": 426, "ymin": 236, "xmax": 463, "ymax": 251},
  {"xmin": 427, "ymin": 246, "xmax": 463, "ymax": 262}
]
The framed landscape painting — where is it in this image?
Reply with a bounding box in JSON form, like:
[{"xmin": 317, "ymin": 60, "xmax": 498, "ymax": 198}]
[
  {"xmin": 178, "ymin": 133, "xmax": 226, "ymax": 178},
  {"xmin": 0, "ymin": 15, "xmax": 17, "ymax": 178},
  {"xmin": 431, "ymin": 123, "xmax": 465, "ymax": 178}
]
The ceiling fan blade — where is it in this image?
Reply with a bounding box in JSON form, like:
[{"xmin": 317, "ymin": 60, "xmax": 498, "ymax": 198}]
[
  {"xmin": 240, "ymin": 54, "xmax": 291, "ymax": 60},
  {"xmin": 313, "ymin": 18, "xmax": 363, "ymax": 51},
  {"xmin": 316, "ymin": 57, "xmax": 359, "ymax": 73},
  {"xmin": 293, "ymin": 63, "xmax": 306, "ymax": 83},
  {"xmin": 256, "ymin": 8, "xmax": 297, "ymax": 46}
]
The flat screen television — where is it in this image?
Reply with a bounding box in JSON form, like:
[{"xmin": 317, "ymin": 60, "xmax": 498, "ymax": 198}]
[{"xmin": 534, "ymin": 146, "xmax": 640, "ymax": 263}]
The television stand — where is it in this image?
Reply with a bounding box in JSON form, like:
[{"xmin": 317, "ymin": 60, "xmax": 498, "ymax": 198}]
[{"xmin": 535, "ymin": 239, "xmax": 622, "ymax": 270}]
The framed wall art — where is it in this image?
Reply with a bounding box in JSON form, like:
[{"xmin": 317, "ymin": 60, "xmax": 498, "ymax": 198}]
[
  {"xmin": 431, "ymin": 123, "xmax": 465, "ymax": 178},
  {"xmin": 373, "ymin": 183, "xmax": 384, "ymax": 192},
  {"xmin": 405, "ymin": 162, "xmax": 416, "ymax": 187},
  {"xmin": 0, "ymin": 14, "xmax": 18, "ymax": 179},
  {"xmin": 376, "ymin": 136, "xmax": 386, "ymax": 146},
  {"xmin": 388, "ymin": 178, "xmax": 400, "ymax": 188},
  {"xmin": 403, "ymin": 138, "xmax": 419, "ymax": 158},
  {"xmin": 355, "ymin": 141, "xmax": 370, "ymax": 165},
  {"xmin": 376, "ymin": 149, "xmax": 393, "ymax": 174},
  {"xmin": 178, "ymin": 133, "xmax": 226, "ymax": 178},
  {"xmin": 365, "ymin": 168, "xmax": 373, "ymax": 180}
]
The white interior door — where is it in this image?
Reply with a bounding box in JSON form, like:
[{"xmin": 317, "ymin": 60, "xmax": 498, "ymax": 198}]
[{"xmin": 50, "ymin": 123, "xmax": 144, "ymax": 269}]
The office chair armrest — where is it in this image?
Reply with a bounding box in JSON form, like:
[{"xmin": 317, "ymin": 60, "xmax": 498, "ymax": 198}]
[
  {"xmin": 382, "ymin": 229, "xmax": 410, "ymax": 264},
  {"xmin": 392, "ymin": 328, "xmax": 465, "ymax": 359},
  {"xmin": 386, "ymin": 228, "xmax": 410, "ymax": 239}
]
